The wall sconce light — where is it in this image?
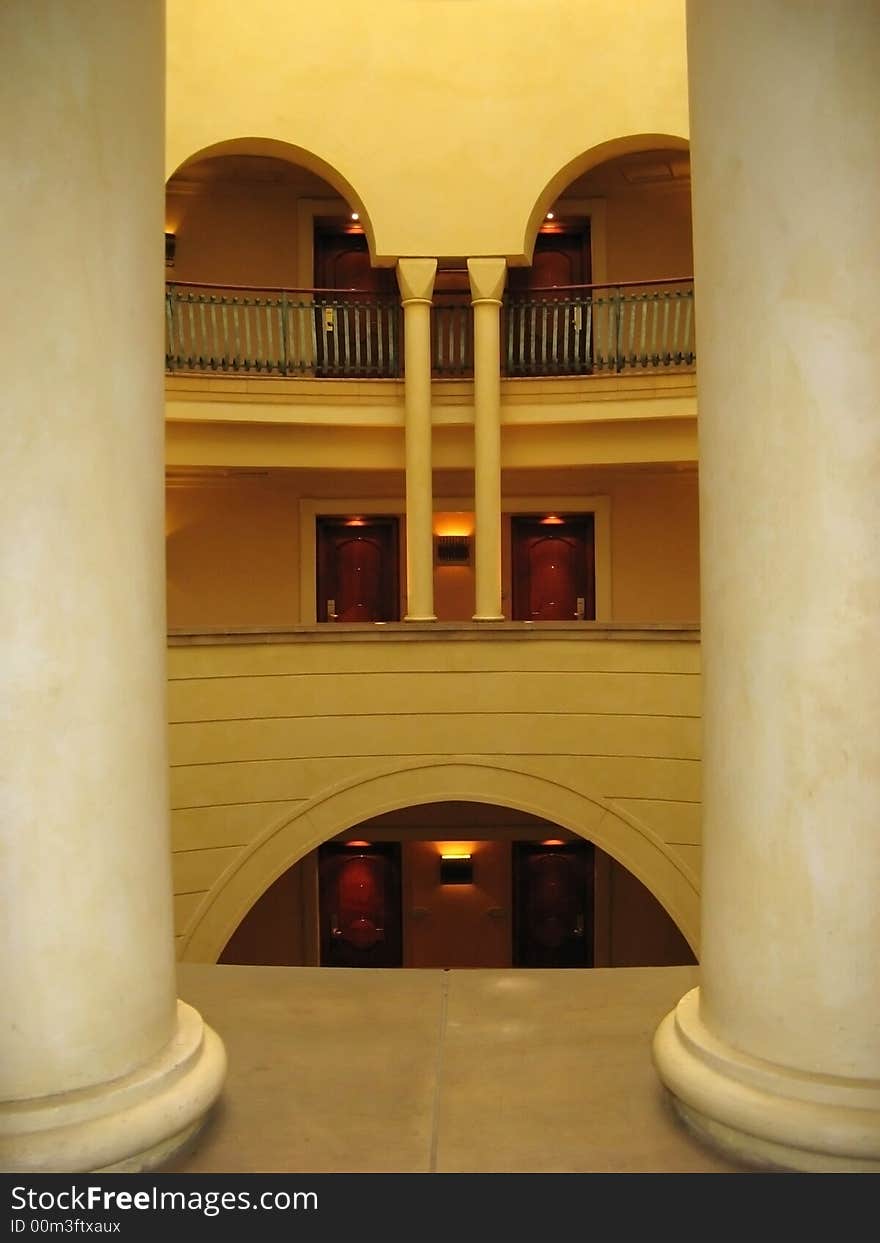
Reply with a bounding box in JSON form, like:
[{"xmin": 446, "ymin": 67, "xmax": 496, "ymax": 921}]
[
  {"xmin": 165, "ymin": 232, "xmax": 176, "ymax": 267},
  {"xmin": 434, "ymin": 534, "xmax": 472, "ymax": 566},
  {"xmin": 440, "ymin": 853, "xmax": 473, "ymax": 884}
]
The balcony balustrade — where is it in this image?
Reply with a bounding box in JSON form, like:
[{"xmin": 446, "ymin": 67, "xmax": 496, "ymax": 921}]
[
  {"xmin": 165, "ymin": 282, "xmax": 402, "ymax": 378},
  {"xmin": 504, "ymin": 278, "xmax": 695, "ymax": 377},
  {"xmin": 166, "ymin": 278, "xmax": 694, "ymax": 381}
]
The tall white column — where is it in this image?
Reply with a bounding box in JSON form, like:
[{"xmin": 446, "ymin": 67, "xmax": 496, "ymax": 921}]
[
  {"xmin": 468, "ymin": 258, "xmax": 507, "ymax": 621},
  {"xmin": 0, "ymin": 0, "xmax": 225, "ymax": 1172},
  {"xmin": 654, "ymin": 0, "xmax": 880, "ymax": 1171},
  {"xmin": 397, "ymin": 258, "xmax": 438, "ymax": 621}
]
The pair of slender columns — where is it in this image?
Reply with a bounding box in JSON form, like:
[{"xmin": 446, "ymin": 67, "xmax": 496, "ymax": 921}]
[
  {"xmin": 654, "ymin": 0, "xmax": 880, "ymax": 1172},
  {"xmin": 396, "ymin": 258, "xmax": 507, "ymax": 621},
  {"xmin": 1, "ymin": 1, "xmax": 225, "ymax": 1172}
]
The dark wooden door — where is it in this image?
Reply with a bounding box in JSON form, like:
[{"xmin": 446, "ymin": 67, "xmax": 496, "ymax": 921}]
[
  {"xmin": 318, "ymin": 842, "xmax": 402, "ymax": 967},
  {"xmin": 313, "ymin": 228, "xmax": 398, "ymax": 376},
  {"xmin": 510, "ymin": 515, "xmax": 595, "ymax": 621},
  {"xmin": 509, "ymin": 225, "xmax": 591, "ymax": 292},
  {"xmin": 316, "ymin": 516, "xmax": 400, "ymax": 623},
  {"xmin": 507, "ymin": 224, "xmax": 591, "ymax": 374},
  {"xmin": 513, "ymin": 840, "xmax": 594, "ymax": 967}
]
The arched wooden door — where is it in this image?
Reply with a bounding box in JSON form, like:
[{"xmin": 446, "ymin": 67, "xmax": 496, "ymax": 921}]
[
  {"xmin": 316, "ymin": 516, "xmax": 400, "ymax": 623},
  {"xmin": 510, "ymin": 514, "xmax": 595, "ymax": 621},
  {"xmin": 313, "ymin": 227, "xmax": 398, "ymax": 376},
  {"xmin": 507, "ymin": 223, "xmax": 591, "ymax": 374},
  {"xmin": 513, "ymin": 840, "xmax": 594, "ymax": 967},
  {"xmin": 318, "ymin": 842, "xmax": 402, "ymax": 967}
]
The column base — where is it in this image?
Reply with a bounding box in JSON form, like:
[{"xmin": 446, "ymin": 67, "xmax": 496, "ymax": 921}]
[
  {"xmin": 404, "ymin": 614, "xmax": 437, "ymax": 623},
  {"xmin": 0, "ymin": 1001, "xmax": 226, "ymax": 1173},
  {"xmin": 471, "ymin": 615, "xmax": 505, "ymax": 622},
  {"xmin": 654, "ymin": 988, "xmax": 880, "ymax": 1172}
]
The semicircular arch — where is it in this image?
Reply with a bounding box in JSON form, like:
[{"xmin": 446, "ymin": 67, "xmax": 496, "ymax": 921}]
[
  {"xmin": 178, "ymin": 758, "xmax": 699, "ymax": 964},
  {"xmin": 167, "ymin": 136, "xmax": 382, "ymax": 264},
  {"xmin": 520, "ymin": 132, "xmax": 689, "ymax": 265}
]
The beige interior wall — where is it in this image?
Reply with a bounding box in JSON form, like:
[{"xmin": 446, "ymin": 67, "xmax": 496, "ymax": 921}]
[
  {"xmin": 208, "ymin": 811, "xmax": 696, "ymax": 970},
  {"xmin": 165, "ymin": 151, "xmax": 692, "ymax": 291},
  {"xmin": 166, "ymin": 0, "xmax": 689, "ymax": 262},
  {"xmin": 168, "ymin": 633, "xmax": 701, "ymax": 961},
  {"xmin": 562, "ymin": 150, "xmax": 693, "ymax": 282},
  {"xmin": 166, "ymin": 181, "xmax": 307, "ymax": 288},
  {"xmin": 166, "ymin": 477, "xmax": 301, "ymax": 628},
  {"xmin": 166, "ymin": 465, "xmax": 700, "ymax": 629},
  {"xmin": 609, "ymin": 469, "xmax": 700, "ymax": 622}
]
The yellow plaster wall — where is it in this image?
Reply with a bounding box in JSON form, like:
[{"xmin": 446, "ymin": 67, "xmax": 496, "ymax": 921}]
[
  {"xmin": 562, "ymin": 150, "xmax": 693, "ymax": 282},
  {"xmin": 166, "ymin": 179, "xmax": 309, "ymax": 289},
  {"xmin": 166, "ymin": 477, "xmax": 301, "ymax": 627},
  {"xmin": 609, "ymin": 469, "xmax": 700, "ymax": 622},
  {"xmin": 167, "ymin": 633, "xmax": 702, "ymax": 961},
  {"xmin": 165, "ymin": 467, "xmax": 700, "ymax": 629},
  {"xmin": 166, "ymin": 0, "xmax": 689, "ymax": 261},
  {"xmin": 165, "ymin": 153, "xmax": 692, "ymax": 291}
]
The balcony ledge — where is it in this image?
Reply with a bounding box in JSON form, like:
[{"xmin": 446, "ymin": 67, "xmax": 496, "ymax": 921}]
[
  {"xmin": 168, "ymin": 621, "xmax": 701, "ymax": 647},
  {"xmin": 165, "ymin": 370, "xmax": 696, "ymax": 428}
]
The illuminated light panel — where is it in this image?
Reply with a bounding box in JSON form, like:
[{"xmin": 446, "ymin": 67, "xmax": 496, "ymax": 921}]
[
  {"xmin": 541, "ymin": 839, "xmax": 566, "ymax": 846},
  {"xmin": 433, "ymin": 512, "xmax": 475, "ymax": 537},
  {"xmin": 344, "ymin": 516, "xmax": 367, "ymax": 526},
  {"xmin": 540, "ymin": 514, "xmax": 565, "ymax": 524},
  {"xmin": 435, "ymin": 841, "xmax": 477, "ymax": 858},
  {"xmin": 346, "ymin": 840, "xmax": 371, "ymax": 847}
]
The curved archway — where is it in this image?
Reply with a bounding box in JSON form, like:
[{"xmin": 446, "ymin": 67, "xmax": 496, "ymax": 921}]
[
  {"xmin": 520, "ymin": 132, "xmax": 689, "ymax": 265},
  {"xmin": 167, "ymin": 137, "xmax": 382, "ymax": 265},
  {"xmin": 178, "ymin": 758, "xmax": 699, "ymax": 964}
]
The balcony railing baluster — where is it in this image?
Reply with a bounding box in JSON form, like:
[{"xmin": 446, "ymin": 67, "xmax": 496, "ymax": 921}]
[
  {"xmin": 165, "ymin": 282, "xmax": 402, "ymax": 378},
  {"xmin": 165, "ymin": 278, "xmax": 692, "ymax": 380},
  {"xmin": 501, "ymin": 278, "xmax": 694, "ymax": 377}
]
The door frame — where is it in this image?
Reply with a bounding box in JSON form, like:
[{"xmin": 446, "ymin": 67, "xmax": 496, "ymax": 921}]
[
  {"xmin": 299, "ymin": 493, "xmax": 611, "ymax": 623},
  {"xmin": 315, "ymin": 513, "xmax": 401, "ymax": 623},
  {"xmin": 300, "ymin": 498, "xmax": 406, "ymax": 623},
  {"xmin": 503, "ymin": 495, "xmax": 611, "ymax": 621}
]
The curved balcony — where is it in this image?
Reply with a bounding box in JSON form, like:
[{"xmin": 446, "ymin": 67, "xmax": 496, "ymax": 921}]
[{"xmin": 166, "ymin": 278, "xmax": 695, "ymax": 382}]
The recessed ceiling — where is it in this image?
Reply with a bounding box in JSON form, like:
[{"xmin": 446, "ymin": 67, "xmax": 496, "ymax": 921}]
[{"xmin": 168, "ymin": 155, "xmax": 338, "ymax": 196}]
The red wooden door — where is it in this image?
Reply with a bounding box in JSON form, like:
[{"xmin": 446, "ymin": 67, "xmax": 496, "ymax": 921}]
[
  {"xmin": 509, "ymin": 226, "xmax": 591, "ymax": 291},
  {"xmin": 316, "ymin": 516, "xmax": 400, "ymax": 623},
  {"xmin": 507, "ymin": 225, "xmax": 591, "ymax": 374},
  {"xmin": 318, "ymin": 843, "xmax": 402, "ymax": 967},
  {"xmin": 313, "ymin": 228, "xmax": 398, "ymax": 375},
  {"xmin": 510, "ymin": 515, "xmax": 595, "ymax": 621},
  {"xmin": 513, "ymin": 840, "xmax": 594, "ymax": 967}
]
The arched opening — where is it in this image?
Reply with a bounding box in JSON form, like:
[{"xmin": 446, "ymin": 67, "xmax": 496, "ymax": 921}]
[
  {"xmin": 193, "ymin": 791, "xmax": 696, "ymax": 970},
  {"xmin": 164, "ymin": 141, "xmax": 398, "ymax": 379},
  {"xmin": 504, "ymin": 137, "xmax": 694, "ymax": 379}
]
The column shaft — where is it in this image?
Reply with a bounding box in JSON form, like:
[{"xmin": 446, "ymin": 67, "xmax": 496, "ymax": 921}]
[
  {"xmin": 468, "ymin": 258, "xmax": 507, "ymax": 621},
  {"xmin": 654, "ymin": 0, "xmax": 880, "ymax": 1172},
  {"xmin": 397, "ymin": 259, "xmax": 438, "ymax": 622},
  {"xmin": 0, "ymin": 0, "xmax": 224, "ymax": 1172}
]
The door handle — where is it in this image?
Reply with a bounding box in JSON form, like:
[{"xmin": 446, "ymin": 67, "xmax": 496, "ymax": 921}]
[
  {"xmin": 327, "ymin": 597, "xmax": 338, "ymax": 621},
  {"xmin": 576, "ymin": 596, "xmax": 585, "ymax": 621}
]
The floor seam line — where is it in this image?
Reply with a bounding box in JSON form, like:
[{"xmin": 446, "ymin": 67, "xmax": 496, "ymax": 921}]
[{"xmin": 428, "ymin": 971, "xmax": 451, "ymax": 1174}]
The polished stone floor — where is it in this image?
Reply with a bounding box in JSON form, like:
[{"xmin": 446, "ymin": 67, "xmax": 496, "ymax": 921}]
[{"xmin": 170, "ymin": 963, "xmax": 749, "ymax": 1174}]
